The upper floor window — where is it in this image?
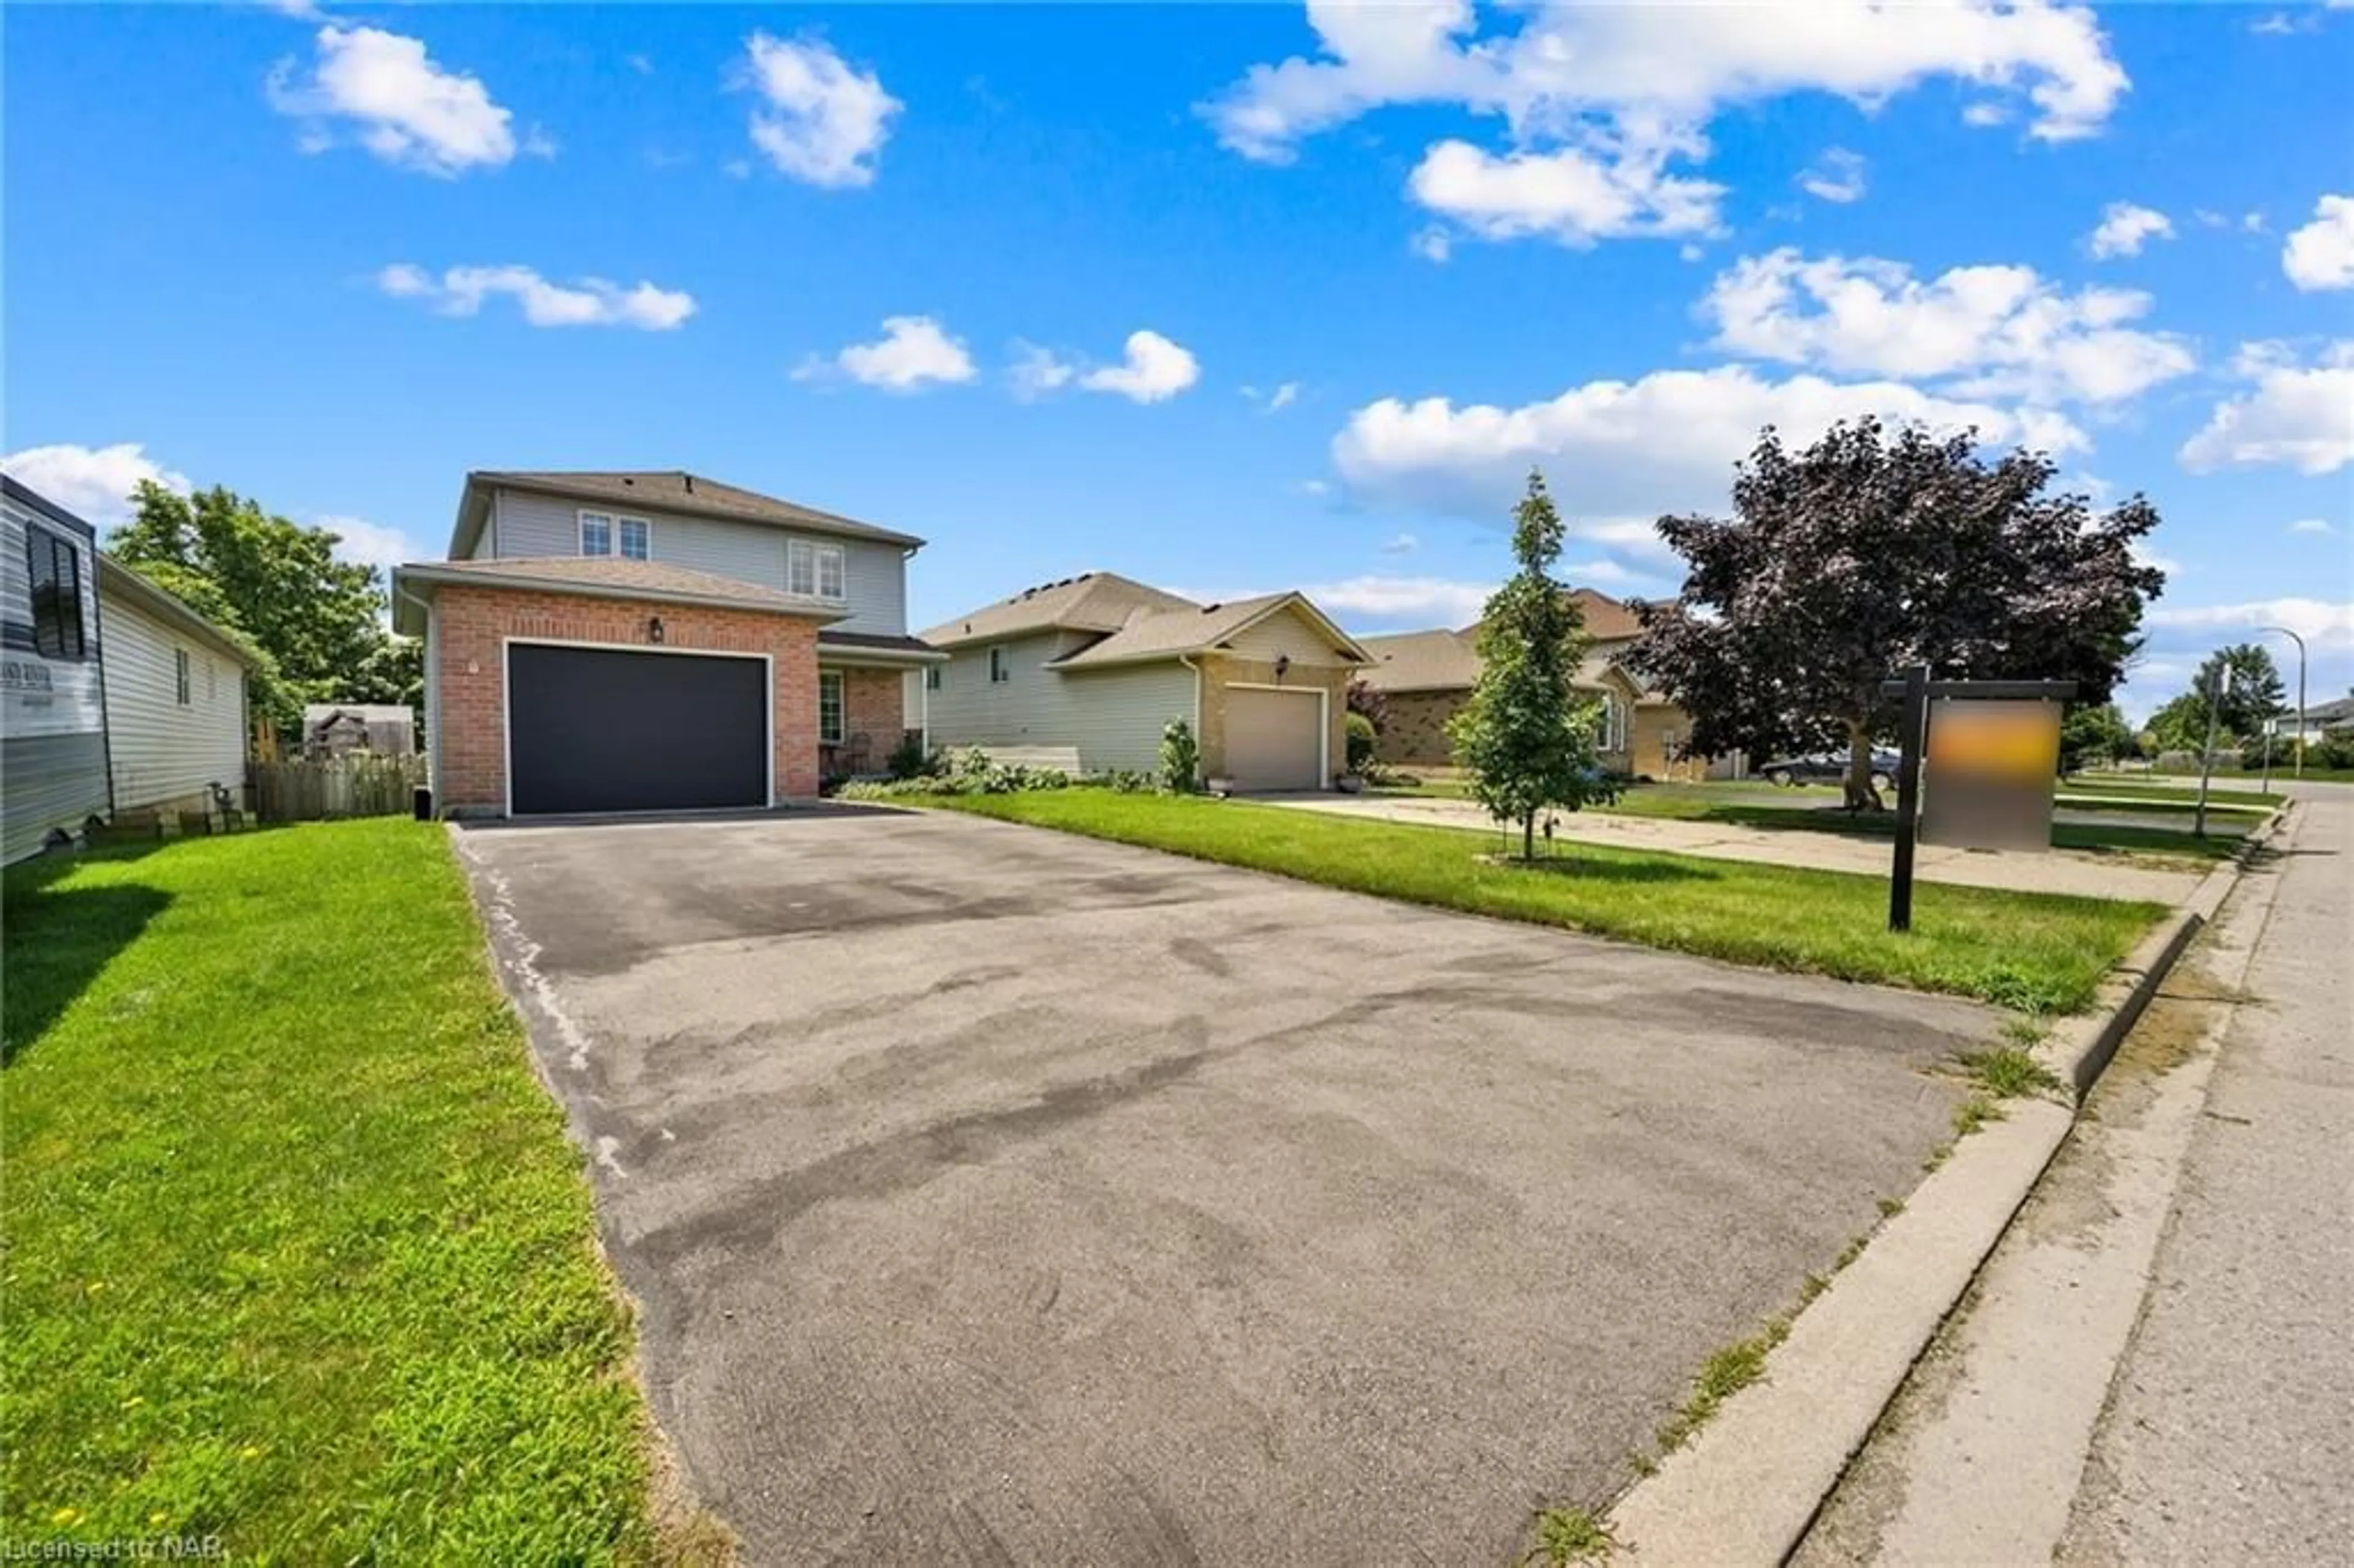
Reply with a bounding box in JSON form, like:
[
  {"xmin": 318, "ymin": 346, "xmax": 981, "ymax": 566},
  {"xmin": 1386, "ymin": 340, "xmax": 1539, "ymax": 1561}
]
[
  {"xmin": 925, "ymin": 666, "xmax": 943, "ymax": 691},
  {"xmin": 787, "ymin": 539, "xmax": 845, "ymax": 601},
  {"xmin": 25, "ymin": 523, "xmax": 88, "ymax": 661},
  {"xmin": 580, "ymin": 512, "xmax": 651, "ymax": 560},
  {"xmin": 175, "ymin": 649, "xmax": 192, "ymax": 706},
  {"xmin": 988, "ymin": 646, "xmax": 1010, "ymax": 684}
]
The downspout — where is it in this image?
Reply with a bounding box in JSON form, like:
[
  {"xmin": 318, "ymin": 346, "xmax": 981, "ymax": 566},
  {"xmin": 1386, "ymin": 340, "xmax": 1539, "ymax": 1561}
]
[
  {"xmin": 1179, "ymin": 653, "xmax": 1202, "ymax": 785},
  {"xmin": 396, "ymin": 580, "xmax": 441, "ymax": 809}
]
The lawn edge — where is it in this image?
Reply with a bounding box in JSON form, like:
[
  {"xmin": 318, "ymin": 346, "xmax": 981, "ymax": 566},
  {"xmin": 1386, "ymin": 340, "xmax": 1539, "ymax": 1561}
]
[
  {"xmin": 911, "ymin": 794, "xmax": 2160, "ymax": 1013},
  {"xmin": 1594, "ymin": 798, "xmax": 2295, "ymax": 1566},
  {"xmin": 443, "ymin": 824, "xmax": 741, "ymax": 1568}
]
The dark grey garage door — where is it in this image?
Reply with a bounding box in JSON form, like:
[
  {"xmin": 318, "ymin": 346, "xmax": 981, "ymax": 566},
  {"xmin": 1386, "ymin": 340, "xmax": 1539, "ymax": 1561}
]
[{"xmin": 508, "ymin": 644, "xmax": 767, "ymax": 815}]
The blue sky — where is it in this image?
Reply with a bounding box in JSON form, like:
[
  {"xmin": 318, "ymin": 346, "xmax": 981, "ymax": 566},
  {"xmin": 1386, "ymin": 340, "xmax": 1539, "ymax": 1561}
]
[{"xmin": 6, "ymin": 1, "xmax": 2351, "ymax": 721}]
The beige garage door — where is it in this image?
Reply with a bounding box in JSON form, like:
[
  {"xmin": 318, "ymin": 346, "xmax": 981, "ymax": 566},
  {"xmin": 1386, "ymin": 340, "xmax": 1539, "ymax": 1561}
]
[{"xmin": 1225, "ymin": 687, "xmax": 1324, "ymax": 791}]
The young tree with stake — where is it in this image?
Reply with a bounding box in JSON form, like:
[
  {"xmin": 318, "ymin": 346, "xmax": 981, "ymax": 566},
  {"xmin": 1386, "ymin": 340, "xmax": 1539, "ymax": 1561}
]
[{"xmin": 1449, "ymin": 470, "xmax": 1612, "ymax": 861}]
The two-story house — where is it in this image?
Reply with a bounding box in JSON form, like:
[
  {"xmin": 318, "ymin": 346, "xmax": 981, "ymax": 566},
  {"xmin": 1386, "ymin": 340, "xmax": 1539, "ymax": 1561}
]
[{"xmin": 392, "ymin": 470, "xmax": 942, "ymax": 816}]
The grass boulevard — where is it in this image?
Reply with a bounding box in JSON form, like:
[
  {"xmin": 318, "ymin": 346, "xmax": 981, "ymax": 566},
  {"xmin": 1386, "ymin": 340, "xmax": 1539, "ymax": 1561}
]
[{"xmin": 915, "ymin": 788, "xmax": 2164, "ymax": 1015}]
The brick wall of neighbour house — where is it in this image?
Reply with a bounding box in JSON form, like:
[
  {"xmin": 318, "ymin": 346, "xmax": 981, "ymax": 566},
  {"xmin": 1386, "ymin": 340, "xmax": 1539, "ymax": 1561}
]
[
  {"xmin": 1374, "ymin": 690, "xmax": 1465, "ymax": 768},
  {"xmin": 432, "ymin": 583, "xmax": 821, "ymax": 813},
  {"xmin": 1195, "ymin": 654, "xmax": 1352, "ymax": 784},
  {"xmin": 826, "ymin": 665, "xmax": 907, "ymax": 771}
]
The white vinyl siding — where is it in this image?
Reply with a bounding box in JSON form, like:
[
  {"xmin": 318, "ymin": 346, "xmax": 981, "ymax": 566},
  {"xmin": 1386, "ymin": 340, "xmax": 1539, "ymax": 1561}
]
[
  {"xmin": 1225, "ymin": 604, "xmax": 1350, "ymax": 666},
  {"xmin": 2, "ymin": 495, "xmax": 108, "ymax": 864},
  {"xmin": 924, "ymin": 631, "xmax": 1195, "ymax": 775},
  {"xmin": 489, "ymin": 487, "xmax": 908, "ymax": 634},
  {"xmin": 99, "ymin": 583, "xmax": 248, "ymax": 815}
]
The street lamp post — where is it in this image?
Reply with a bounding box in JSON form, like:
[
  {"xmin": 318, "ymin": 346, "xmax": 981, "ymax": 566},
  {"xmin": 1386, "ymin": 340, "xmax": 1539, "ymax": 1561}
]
[{"xmin": 2259, "ymin": 625, "xmax": 2309, "ymax": 782}]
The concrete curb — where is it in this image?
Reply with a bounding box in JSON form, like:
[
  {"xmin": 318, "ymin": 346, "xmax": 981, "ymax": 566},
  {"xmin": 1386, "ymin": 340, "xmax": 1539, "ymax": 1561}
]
[
  {"xmin": 1598, "ymin": 800, "xmax": 2295, "ymax": 1567},
  {"xmin": 2041, "ymin": 799, "xmax": 2294, "ymax": 1103}
]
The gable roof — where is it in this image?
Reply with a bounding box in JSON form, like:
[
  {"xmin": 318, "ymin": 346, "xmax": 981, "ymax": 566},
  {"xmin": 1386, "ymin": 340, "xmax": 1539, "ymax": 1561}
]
[
  {"xmin": 1355, "ymin": 586, "xmax": 1649, "ymax": 694},
  {"xmin": 1355, "ymin": 627, "xmax": 1483, "ymax": 693},
  {"xmin": 1569, "ymin": 587, "xmax": 1645, "ymax": 641},
  {"xmin": 453, "ymin": 470, "xmax": 924, "ymax": 558},
  {"xmin": 1046, "ymin": 592, "xmax": 1370, "ymax": 670},
  {"xmin": 918, "ymin": 571, "xmax": 1199, "ymax": 649},
  {"xmin": 390, "ymin": 555, "xmax": 848, "ymax": 636}
]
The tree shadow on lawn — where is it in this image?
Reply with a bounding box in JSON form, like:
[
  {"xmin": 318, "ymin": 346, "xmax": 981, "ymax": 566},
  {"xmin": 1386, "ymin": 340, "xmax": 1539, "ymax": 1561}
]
[{"xmin": 2, "ymin": 857, "xmax": 173, "ymax": 1068}]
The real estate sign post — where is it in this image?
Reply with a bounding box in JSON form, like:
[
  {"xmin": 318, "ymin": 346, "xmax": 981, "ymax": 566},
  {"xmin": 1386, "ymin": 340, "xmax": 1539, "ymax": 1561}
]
[{"xmin": 1881, "ymin": 668, "xmax": 2076, "ymax": 933}]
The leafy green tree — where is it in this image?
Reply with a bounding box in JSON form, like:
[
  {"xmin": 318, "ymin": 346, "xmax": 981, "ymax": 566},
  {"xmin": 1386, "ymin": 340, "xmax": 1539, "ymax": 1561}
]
[
  {"xmin": 1636, "ymin": 419, "xmax": 2165, "ymax": 810},
  {"xmin": 1447, "ymin": 470, "xmax": 1610, "ymax": 860},
  {"xmin": 2146, "ymin": 646, "xmax": 2285, "ymax": 753},
  {"xmin": 113, "ymin": 481, "xmax": 395, "ymax": 738},
  {"xmin": 2059, "ymin": 702, "xmax": 2136, "ymax": 773}
]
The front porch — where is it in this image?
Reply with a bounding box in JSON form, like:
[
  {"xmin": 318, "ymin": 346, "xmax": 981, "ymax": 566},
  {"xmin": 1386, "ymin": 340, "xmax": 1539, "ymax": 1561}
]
[{"xmin": 817, "ymin": 634, "xmax": 944, "ymax": 785}]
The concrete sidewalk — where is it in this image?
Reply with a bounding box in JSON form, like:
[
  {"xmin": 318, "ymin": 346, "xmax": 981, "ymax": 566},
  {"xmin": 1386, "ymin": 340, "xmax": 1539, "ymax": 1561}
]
[
  {"xmin": 1792, "ymin": 796, "xmax": 2351, "ymax": 1566},
  {"xmin": 1262, "ymin": 793, "xmax": 2204, "ymax": 904}
]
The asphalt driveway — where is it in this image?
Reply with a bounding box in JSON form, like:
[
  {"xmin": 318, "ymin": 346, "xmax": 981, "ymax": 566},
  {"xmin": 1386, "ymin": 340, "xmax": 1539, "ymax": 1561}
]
[{"xmin": 454, "ymin": 807, "xmax": 1987, "ymax": 1566}]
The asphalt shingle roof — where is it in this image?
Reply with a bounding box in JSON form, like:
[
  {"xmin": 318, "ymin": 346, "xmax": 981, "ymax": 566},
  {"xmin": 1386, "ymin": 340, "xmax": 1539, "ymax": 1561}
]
[
  {"xmin": 398, "ymin": 555, "xmax": 844, "ymax": 615},
  {"xmin": 472, "ymin": 470, "xmax": 924, "ymax": 547},
  {"xmin": 917, "ymin": 572, "xmax": 1200, "ymax": 648}
]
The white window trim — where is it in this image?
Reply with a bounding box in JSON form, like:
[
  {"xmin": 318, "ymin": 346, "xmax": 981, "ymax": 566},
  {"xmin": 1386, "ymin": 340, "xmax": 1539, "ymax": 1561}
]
[
  {"xmin": 578, "ymin": 509, "xmax": 615, "ymax": 557},
  {"xmin": 616, "ymin": 515, "xmax": 652, "ymax": 561},
  {"xmin": 787, "ymin": 537, "xmax": 847, "ymax": 603},
  {"xmin": 818, "ymin": 669, "xmax": 847, "ymax": 745},
  {"xmin": 174, "ymin": 647, "xmax": 192, "ymax": 706}
]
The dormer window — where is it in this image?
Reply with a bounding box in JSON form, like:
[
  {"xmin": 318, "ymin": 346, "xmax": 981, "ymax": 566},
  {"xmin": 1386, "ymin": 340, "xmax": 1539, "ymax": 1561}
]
[{"xmin": 581, "ymin": 511, "xmax": 650, "ymax": 560}]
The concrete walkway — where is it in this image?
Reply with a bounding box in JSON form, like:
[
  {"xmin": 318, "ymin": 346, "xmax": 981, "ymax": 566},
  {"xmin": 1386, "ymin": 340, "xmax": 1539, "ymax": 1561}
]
[{"xmin": 1262, "ymin": 793, "xmax": 2206, "ymax": 904}]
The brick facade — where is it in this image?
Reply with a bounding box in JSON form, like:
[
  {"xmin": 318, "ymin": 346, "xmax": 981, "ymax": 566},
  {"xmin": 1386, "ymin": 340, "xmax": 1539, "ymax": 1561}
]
[
  {"xmin": 1195, "ymin": 654, "xmax": 1352, "ymax": 786},
  {"xmin": 430, "ymin": 583, "xmax": 823, "ymax": 813},
  {"xmin": 822, "ymin": 663, "xmax": 911, "ymax": 775},
  {"xmin": 1373, "ymin": 690, "xmax": 1463, "ymax": 768}
]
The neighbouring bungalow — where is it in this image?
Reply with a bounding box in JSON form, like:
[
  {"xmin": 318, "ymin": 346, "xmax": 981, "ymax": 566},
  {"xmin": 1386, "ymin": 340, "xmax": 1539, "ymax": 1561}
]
[
  {"xmin": 917, "ymin": 572, "xmax": 1370, "ymax": 791},
  {"xmin": 1355, "ymin": 587, "xmax": 1720, "ymax": 782}
]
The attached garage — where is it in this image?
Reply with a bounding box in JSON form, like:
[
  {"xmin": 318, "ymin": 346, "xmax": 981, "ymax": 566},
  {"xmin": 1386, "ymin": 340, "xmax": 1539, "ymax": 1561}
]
[
  {"xmin": 1223, "ymin": 686, "xmax": 1325, "ymax": 793},
  {"xmin": 507, "ymin": 642, "xmax": 769, "ymax": 815}
]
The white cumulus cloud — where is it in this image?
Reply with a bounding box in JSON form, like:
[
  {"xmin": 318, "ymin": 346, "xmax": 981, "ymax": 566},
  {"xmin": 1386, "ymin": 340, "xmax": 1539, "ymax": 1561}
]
[
  {"xmin": 1700, "ymin": 248, "xmax": 2193, "ymax": 405},
  {"xmin": 1797, "ymin": 147, "xmax": 1867, "ymax": 204},
  {"xmin": 2178, "ymin": 341, "xmax": 2354, "ymax": 475},
  {"xmin": 1078, "ymin": 330, "xmax": 1202, "ymax": 403},
  {"xmin": 1408, "ymin": 135, "xmax": 1727, "ymax": 246},
  {"xmin": 377, "ymin": 263, "xmax": 695, "ymax": 329},
  {"xmin": 1, "ymin": 443, "xmax": 190, "ymax": 530},
  {"xmin": 797, "ymin": 315, "xmax": 976, "ymax": 392},
  {"xmin": 740, "ymin": 32, "xmax": 901, "ymax": 188},
  {"xmin": 1332, "ymin": 363, "xmax": 2087, "ymax": 524},
  {"xmin": 2288, "ymin": 517, "xmax": 2334, "ymax": 535},
  {"xmin": 2086, "ymin": 200, "xmax": 2173, "ymax": 259},
  {"xmin": 2147, "ymin": 598, "xmax": 2354, "ymax": 652},
  {"xmin": 268, "ymin": 25, "xmax": 526, "ymax": 176},
  {"xmin": 2282, "ymin": 194, "xmax": 2354, "ymax": 291},
  {"xmin": 313, "ymin": 514, "xmax": 422, "ymax": 575},
  {"xmin": 1202, "ymin": 1, "xmax": 2127, "ymax": 249}
]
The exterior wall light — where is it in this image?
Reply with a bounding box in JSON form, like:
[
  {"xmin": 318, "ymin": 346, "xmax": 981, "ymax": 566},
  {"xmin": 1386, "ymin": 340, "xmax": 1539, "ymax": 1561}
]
[{"xmin": 648, "ymin": 615, "xmax": 666, "ymax": 645}]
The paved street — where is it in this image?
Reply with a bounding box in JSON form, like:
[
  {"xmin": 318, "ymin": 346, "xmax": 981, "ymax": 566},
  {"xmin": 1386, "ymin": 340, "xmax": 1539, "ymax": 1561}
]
[
  {"xmin": 1263, "ymin": 793, "xmax": 2206, "ymax": 904},
  {"xmin": 454, "ymin": 808, "xmax": 1989, "ymax": 1567},
  {"xmin": 1793, "ymin": 794, "xmax": 2352, "ymax": 1566}
]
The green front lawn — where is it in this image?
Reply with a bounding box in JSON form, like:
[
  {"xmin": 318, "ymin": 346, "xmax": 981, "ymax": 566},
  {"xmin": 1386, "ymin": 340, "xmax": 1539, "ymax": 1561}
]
[
  {"xmin": 920, "ymin": 791, "xmax": 2162, "ymax": 1013},
  {"xmin": 1596, "ymin": 784, "xmax": 2252, "ymax": 862},
  {"xmin": 3, "ymin": 823, "xmax": 669, "ymax": 1558},
  {"xmin": 2060, "ymin": 778, "xmax": 2280, "ymax": 809}
]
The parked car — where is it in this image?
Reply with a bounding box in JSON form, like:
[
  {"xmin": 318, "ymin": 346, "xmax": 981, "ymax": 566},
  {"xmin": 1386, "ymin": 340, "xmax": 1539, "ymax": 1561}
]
[{"xmin": 1758, "ymin": 750, "xmax": 1899, "ymax": 790}]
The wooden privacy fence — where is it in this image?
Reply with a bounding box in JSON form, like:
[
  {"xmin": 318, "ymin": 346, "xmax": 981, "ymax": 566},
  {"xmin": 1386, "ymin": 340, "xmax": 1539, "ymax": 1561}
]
[{"xmin": 248, "ymin": 753, "xmax": 430, "ymax": 824}]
